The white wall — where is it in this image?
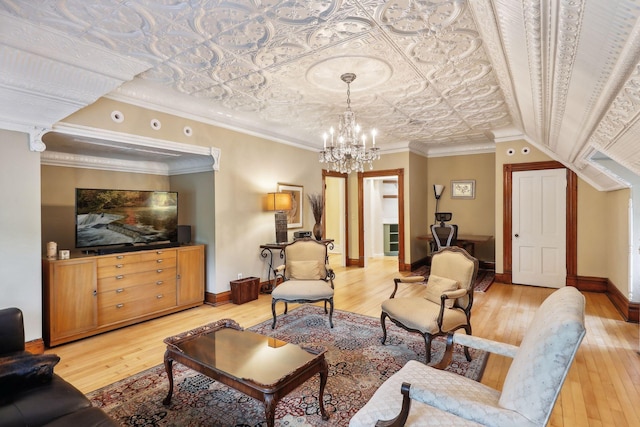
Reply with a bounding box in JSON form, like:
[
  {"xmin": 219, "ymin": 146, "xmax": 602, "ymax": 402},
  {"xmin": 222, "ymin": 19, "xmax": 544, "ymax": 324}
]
[{"xmin": 0, "ymin": 130, "xmax": 43, "ymax": 341}]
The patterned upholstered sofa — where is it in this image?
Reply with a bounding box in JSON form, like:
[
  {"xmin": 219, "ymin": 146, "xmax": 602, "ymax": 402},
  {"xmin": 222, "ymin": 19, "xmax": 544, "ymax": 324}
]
[{"xmin": 350, "ymin": 286, "xmax": 586, "ymax": 426}]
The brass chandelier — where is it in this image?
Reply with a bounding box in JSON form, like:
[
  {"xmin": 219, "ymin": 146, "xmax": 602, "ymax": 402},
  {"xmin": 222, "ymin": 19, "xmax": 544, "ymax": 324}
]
[{"xmin": 319, "ymin": 73, "xmax": 380, "ymax": 173}]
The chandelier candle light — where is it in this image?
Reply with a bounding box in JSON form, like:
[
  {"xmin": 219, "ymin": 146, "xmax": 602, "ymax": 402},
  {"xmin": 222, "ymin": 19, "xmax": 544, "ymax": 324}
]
[{"xmin": 319, "ymin": 73, "xmax": 380, "ymax": 173}]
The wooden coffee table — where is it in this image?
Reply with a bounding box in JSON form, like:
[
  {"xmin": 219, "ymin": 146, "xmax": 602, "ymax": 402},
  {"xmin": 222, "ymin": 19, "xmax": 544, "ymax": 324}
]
[{"xmin": 162, "ymin": 319, "xmax": 329, "ymax": 426}]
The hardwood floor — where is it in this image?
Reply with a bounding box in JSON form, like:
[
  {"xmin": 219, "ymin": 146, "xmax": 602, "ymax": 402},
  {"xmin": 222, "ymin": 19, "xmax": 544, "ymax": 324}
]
[{"xmin": 46, "ymin": 256, "xmax": 640, "ymax": 426}]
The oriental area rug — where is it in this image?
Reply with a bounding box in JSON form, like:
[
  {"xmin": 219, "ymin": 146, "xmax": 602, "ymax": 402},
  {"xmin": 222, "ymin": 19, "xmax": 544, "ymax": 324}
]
[
  {"xmin": 410, "ymin": 265, "xmax": 495, "ymax": 292},
  {"xmin": 87, "ymin": 306, "xmax": 489, "ymax": 426}
]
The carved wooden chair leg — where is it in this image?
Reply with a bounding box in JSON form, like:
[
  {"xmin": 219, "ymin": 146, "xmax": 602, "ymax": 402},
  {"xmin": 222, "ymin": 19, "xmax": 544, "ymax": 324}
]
[
  {"xmin": 271, "ymin": 301, "xmax": 278, "ymax": 329},
  {"xmin": 424, "ymin": 334, "xmax": 433, "ymax": 364},
  {"xmin": 328, "ymin": 298, "xmax": 334, "ymax": 328},
  {"xmin": 432, "ymin": 333, "xmax": 455, "ymax": 369},
  {"xmin": 380, "ymin": 312, "xmax": 389, "ymax": 344},
  {"xmin": 463, "ymin": 325, "xmax": 472, "ymax": 361},
  {"xmin": 375, "ymin": 382, "xmax": 411, "ymax": 427}
]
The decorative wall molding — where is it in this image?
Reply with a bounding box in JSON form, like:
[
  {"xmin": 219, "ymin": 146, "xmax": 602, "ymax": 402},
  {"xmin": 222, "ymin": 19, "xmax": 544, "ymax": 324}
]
[{"xmin": 42, "ymin": 124, "xmax": 219, "ymax": 176}]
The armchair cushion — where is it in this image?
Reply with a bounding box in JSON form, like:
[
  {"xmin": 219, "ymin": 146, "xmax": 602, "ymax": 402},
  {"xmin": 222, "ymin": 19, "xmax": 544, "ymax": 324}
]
[
  {"xmin": 271, "ymin": 280, "xmax": 334, "ymax": 300},
  {"xmin": 288, "ymin": 260, "xmax": 322, "ymax": 280},
  {"xmin": 425, "ymin": 275, "xmax": 459, "ymax": 308},
  {"xmin": 381, "ymin": 298, "xmax": 468, "ymax": 334}
]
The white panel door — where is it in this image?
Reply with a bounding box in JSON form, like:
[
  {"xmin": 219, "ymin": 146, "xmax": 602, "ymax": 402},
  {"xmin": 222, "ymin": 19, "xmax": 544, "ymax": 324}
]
[{"xmin": 512, "ymin": 169, "xmax": 567, "ymax": 287}]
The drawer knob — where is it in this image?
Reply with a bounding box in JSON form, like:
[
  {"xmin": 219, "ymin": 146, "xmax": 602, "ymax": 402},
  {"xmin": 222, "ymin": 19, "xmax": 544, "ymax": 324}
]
[
  {"xmin": 116, "ymin": 303, "xmax": 124, "ymax": 309},
  {"xmin": 156, "ymin": 281, "xmax": 163, "ymax": 285},
  {"xmin": 116, "ymin": 255, "xmax": 124, "ymax": 259},
  {"xmin": 116, "ymin": 264, "xmax": 123, "ymax": 268},
  {"xmin": 157, "ymin": 269, "xmax": 163, "ymax": 273},
  {"xmin": 157, "ymin": 259, "xmax": 163, "ymax": 263},
  {"xmin": 156, "ymin": 251, "xmax": 163, "ymax": 254},
  {"xmin": 116, "ymin": 288, "xmax": 124, "ymax": 293},
  {"xmin": 156, "ymin": 294, "xmax": 163, "ymax": 299},
  {"xmin": 116, "ymin": 275, "xmax": 124, "ymax": 280}
]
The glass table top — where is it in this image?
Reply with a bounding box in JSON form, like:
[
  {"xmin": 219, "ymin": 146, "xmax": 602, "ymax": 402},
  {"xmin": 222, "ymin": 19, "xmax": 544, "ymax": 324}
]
[{"xmin": 174, "ymin": 327, "xmax": 321, "ymax": 386}]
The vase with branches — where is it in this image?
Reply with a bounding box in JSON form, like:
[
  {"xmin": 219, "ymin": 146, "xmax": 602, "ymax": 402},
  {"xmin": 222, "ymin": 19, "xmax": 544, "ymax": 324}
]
[{"xmin": 307, "ymin": 193, "xmax": 323, "ymax": 240}]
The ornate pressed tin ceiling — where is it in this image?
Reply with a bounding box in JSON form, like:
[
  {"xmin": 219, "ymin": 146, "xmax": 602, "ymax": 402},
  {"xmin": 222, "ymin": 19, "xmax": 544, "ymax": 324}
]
[{"xmin": 1, "ymin": 0, "xmax": 640, "ymax": 188}]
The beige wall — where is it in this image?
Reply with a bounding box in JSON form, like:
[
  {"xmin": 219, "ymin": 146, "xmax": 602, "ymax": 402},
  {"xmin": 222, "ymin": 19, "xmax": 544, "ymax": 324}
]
[
  {"xmin": 604, "ymin": 189, "xmax": 631, "ymax": 297},
  {"xmin": 577, "ymin": 181, "xmax": 609, "ymax": 278},
  {"xmin": 325, "ymin": 177, "xmax": 342, "ymax": 251},
  {"xmin": 427, "ymin": 152, "xmax": 496, "ymax": 262},
  {"xmin": 39, "ymin": 97, "xmax": 638, "ymax": 299},
  {"xmin": 493, "ymin": 140, "xmax": 630, "ymax": 295},
  {"xmin": 409, "ymin": 152, "xmax": 430, "ymax": 263},
  {"xmin": 40, "ymin": 167, "xmax": 170, "ymax": 252},
  {"xmin": 0, "ymin": 129, "xmax": 43, "ymax": 341},
  {"xmin": 56, "ymin": 98, "xmax": 324, "ymax": 294}
]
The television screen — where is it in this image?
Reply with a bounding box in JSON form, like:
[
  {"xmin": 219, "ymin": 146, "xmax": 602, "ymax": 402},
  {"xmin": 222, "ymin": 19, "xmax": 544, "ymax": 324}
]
[{"xmin": 75, "ymin": 189, "xmax": 178, "ymax": 249}]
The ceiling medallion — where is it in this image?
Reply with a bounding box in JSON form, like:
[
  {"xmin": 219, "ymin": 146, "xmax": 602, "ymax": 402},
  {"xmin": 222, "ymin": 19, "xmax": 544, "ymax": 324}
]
[{"xmin": 319, "ymin": 73, "xmax": 380, "ymax": 173}]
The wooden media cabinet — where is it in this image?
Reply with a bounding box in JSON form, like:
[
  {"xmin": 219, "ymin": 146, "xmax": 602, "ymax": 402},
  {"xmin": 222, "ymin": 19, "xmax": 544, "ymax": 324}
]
[{"xmin": 42, "ymin": 244, "xmax": 205, "ymax": 347}]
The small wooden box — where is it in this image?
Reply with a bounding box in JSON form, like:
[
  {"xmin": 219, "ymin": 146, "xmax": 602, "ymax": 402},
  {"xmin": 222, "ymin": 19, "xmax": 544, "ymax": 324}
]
[{"xmin": 230, "ymin": 277, "xmax": 260, "ymax": 304}]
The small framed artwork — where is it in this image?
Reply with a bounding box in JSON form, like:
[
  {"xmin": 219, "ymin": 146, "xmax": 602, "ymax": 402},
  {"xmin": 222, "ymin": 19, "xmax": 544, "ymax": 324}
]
[
  {"xmin": 278, "ymin": 183, "xmax": 303, "ymax": 228},
  {"xmin": 451, "ymin": 180, "xmax": 476, "ymax": 199}
]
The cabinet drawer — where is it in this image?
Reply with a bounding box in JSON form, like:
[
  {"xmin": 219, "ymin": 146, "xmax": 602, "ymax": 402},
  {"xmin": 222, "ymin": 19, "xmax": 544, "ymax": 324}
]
[
  {"xmin": 97, "ymin": 253, "xmax": 142, "ymax": 267},
  {"xmin": 98, "ymin": 268, "xmax": 176, "ymax": 293},
  {"xmin": 138, "ymin": 249, "xmax": 176, "ymax": 262},
  {"xmin": 99, "ymin": 283, "xmax": 177, "ymax": 325},
  {"xmin": 97, "ymin": 257, "xmax": 177, "ymax": 278}
]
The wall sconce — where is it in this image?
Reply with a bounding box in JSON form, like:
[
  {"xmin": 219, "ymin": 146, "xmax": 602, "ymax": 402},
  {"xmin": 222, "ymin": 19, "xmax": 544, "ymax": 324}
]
[
  {"xmin": 266, "ymin": 192, "xmax": 292, "ymax": 243},
  {"xmin": 433, "ymin": 184, "xmax": 444, "ymax": 224}
]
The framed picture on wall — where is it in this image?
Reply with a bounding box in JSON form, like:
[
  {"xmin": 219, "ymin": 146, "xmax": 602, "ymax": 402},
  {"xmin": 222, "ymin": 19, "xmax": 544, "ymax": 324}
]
[
  {"xmin": 278, "ymin": 183, "xmax": 303, "ymax": 228},
  {"xmin": 451, "ymin": 180, "xmax": 475, "ymax": 199}
]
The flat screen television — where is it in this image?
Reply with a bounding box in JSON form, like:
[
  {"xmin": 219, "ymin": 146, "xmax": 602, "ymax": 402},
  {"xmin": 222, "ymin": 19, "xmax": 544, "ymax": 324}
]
[{"xmin": 75, "ymin": 188, "xmax": 178, "ymax": 249}]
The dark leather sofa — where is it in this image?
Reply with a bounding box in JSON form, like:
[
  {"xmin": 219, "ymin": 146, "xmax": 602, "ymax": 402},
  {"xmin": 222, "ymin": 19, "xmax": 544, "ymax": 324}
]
[{"xmin": 0, "ymin": 307, "xmax": 117, "ymax": 426}]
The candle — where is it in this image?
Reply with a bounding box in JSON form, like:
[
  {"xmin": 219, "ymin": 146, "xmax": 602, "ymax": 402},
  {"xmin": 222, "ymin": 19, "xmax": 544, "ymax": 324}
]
[
  {"xmin": 362, "ymin": 134, "xmax": 366, "ymax": 147},
  {"xmin": 330, "ymin": 127, "xmax": 334, "ymax": 146},
  {"xmin": 372, "ymin": 129, "xmax": 377, "ymax": 146},
  {"xmin": 323, "ymin": 133, "xmax": 327, "ymax": 149}
]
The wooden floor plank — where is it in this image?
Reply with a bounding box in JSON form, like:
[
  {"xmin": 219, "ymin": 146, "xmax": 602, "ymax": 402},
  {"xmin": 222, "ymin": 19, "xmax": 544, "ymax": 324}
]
[{"xmin": 45, "ymin": 256, "xmax": 640, "ymax": 426}]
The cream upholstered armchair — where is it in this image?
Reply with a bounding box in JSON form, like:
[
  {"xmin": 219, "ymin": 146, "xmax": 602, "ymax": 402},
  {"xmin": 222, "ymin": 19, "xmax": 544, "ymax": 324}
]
[
  {"xmin": 381, "ymin": 246, "xmax": 479, "ymax": 363},
  {"xmin": 350, "ymin": 286, "xmax": 586, "ymax": 427},
  {"xmin": 271, "ymin": 238, "xmax": 335, "ymax": 329}
]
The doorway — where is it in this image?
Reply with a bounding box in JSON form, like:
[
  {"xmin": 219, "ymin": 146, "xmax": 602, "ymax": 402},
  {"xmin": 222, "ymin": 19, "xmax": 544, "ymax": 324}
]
[
  {"xmin": 358, "ymin": 169, "xmax": 405, "ymax": 270},
  {"xmin": 512, "ymin": 168, "xmax": 567, "ymax": 287},
  {"xmin": 503, "ymin": 161, "xmax": 578, "ymax": 285}
]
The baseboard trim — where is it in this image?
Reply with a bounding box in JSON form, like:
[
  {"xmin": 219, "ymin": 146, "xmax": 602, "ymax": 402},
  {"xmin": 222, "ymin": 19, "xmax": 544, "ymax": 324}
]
[
  {"xmin": 606, "ymin": 279, "xmax": 639, "ymax": 323},
  {"xmin": 346, "ymin": 257, "xmax": 362, "ymax": 267},
  {"xmin": 204, "ymin": 290, "xmax": 231, "ymax": 306},
  {"xmin": 26, "ymin": 339, "xmax": 44, "ymax": 354},
  {"xmin": 495, "ymin": 273, "xmax": 637, "ymax": 323}
]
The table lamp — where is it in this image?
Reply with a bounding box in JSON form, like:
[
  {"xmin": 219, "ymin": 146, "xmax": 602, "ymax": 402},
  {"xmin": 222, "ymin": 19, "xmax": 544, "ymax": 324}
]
[{"xmin": 266, "ymin": 192, "xmax": 292, "ymax": 243}]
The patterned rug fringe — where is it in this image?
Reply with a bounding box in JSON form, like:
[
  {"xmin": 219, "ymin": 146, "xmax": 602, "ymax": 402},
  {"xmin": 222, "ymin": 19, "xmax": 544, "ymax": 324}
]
[{"xmin": 87, "ymin": 306, "xmax": 489, "ymax": 426}]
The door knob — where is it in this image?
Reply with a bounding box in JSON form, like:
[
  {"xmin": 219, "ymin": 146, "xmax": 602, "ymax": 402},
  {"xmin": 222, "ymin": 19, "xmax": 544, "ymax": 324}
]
[{"xmin": 514, "ymin": 233, "xmax": 519, "ymax": 238}]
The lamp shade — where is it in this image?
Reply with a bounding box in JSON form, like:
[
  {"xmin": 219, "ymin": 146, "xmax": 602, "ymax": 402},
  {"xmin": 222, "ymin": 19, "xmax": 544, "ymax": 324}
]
[
  {"xmin": 433, "ymin": 184, "xmax": 444, "ymax": 199},
  {"xmin": 266, "ymin": 192, "xmax": 292, "ymax": 211}
]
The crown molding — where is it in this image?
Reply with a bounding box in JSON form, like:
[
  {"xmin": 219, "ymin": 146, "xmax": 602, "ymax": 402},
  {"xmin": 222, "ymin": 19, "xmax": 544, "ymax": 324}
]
[{"xmin": 45, "ymin": 123, "xmax": 218, "ymax": 175}]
